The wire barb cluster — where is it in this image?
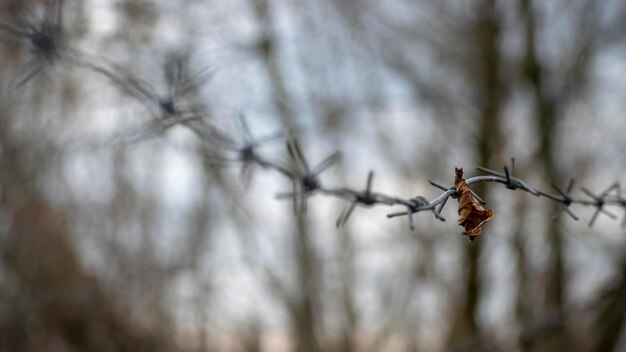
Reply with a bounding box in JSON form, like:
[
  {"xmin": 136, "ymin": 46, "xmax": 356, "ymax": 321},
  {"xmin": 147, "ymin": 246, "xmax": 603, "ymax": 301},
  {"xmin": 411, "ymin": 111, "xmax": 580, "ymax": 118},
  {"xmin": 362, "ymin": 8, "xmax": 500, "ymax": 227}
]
[
  {"xmin": 2, "ymin": 3, "xmax": 625, "ymax": 235},
  {"xmin": 0, "ymin": 0, "xmax": 65, "ymax": 91}
]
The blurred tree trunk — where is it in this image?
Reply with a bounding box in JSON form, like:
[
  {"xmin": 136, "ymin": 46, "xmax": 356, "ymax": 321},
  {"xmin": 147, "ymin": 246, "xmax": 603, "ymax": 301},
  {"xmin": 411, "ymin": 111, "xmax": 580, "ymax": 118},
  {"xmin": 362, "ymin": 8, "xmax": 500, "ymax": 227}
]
[
  {"xmin": 0, "ymin": 108, "xmax": 173, "ymax": 352},
  {"xmin": 249, "ymin": 0, "xmax": 295, "ymax": 131},
  {"xmin": 0, "ymin": 3, "xmax": 176, "ymax": 350},
  {"xmin": 447, "ymin": 1, "xmax": 504, "ymax": 349},
  {"xmin": 292, "ymin": 214, "xmax": 321, "ymax": 352},
  {"xmin": 513, "ymin": 193, "xmax": 532, "ymax": 351},
  {"xmin": 249, "ymin": 1, "xmax": 322, "ymax": 351},
  {"xmin": 520, "ymin": 1, "xmax": 568, "ymax": 350},
  {"xmin": 594, "ymin": 254, "xmax": 626, "ymax": 351},
  {"xmin": 2, "ymin": 197, "xmax": 174, "ymax": 352}
]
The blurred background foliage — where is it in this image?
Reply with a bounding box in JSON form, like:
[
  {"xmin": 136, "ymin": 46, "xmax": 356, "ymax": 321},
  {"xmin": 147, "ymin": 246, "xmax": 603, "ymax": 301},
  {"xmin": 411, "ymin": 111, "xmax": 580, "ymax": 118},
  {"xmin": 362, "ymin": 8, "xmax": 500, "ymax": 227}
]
[{"xmin": 1, "ymin": 0, "xmax": 626, "ymax": 351}]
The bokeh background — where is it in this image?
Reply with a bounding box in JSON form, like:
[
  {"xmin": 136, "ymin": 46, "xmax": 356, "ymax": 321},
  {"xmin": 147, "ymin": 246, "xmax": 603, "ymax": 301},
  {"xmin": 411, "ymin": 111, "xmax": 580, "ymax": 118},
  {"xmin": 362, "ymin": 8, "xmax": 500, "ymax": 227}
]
[{"xmin": 1, "ymin": 0, "xmax": 626, "ymax": 351}]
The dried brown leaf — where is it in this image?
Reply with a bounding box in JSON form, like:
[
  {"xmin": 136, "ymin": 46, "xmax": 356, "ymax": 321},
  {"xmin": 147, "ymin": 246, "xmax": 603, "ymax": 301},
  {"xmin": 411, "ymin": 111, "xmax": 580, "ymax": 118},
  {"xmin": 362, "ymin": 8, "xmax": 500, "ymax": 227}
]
[{"xmin": 454, "ymin": 167, "xmax": 493, "ymax": 241}]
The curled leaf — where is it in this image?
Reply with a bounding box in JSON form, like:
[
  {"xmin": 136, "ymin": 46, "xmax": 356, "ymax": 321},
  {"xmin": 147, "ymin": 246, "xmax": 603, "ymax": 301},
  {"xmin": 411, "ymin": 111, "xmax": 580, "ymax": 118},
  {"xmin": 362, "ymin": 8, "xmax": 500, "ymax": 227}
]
[{"xmin": 454, "ymin": 167, "xmax": 493, "ymax": 241}]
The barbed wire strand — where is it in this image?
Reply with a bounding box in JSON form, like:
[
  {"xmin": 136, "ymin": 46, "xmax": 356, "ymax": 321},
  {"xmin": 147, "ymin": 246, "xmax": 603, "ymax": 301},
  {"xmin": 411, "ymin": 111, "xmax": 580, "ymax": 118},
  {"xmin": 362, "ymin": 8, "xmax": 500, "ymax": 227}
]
[{"xmin": 2, "ymin": 3, "xmax": 626, "ymax": 234}]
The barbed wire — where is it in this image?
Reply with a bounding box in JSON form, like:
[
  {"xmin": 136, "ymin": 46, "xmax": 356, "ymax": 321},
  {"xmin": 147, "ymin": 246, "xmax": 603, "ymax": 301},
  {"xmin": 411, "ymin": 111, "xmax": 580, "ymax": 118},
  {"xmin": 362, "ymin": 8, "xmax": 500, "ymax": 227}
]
[{"xmin": 2, "ymin": 2, "xmax": 626, "ymax": 237}]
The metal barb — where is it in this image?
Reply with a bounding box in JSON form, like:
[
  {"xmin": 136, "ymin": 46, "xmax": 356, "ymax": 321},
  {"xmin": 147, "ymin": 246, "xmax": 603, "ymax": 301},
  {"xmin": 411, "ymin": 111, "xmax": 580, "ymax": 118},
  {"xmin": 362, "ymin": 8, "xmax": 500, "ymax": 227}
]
[
  {"xmin": 429, "ymin": 179, "xmax": 485, "ymax": 205},
  {"xmin": 336, "ymin": 171, "xmax": 390, "ymax": 228},
  {"xmin": 277, "ymin": 141, "xmax": 340, "ymax": 212},
  {"xmin": 547, "ymin": 178, "xmax": 579, "ymax": 221},
  {"xmin": 476, "ymin": 159, "xmax": 539, "ymax": 196},
  {"xmin": 386, "ymin": 196, "xmax": 444, "ymax": 230},
  {"xmin": 581, "ymin": 185, "xmax": 619, "ymax": 227},
  {"xmin": 0, "ymin": 0, "xmax": 68, "ymax": 94}
]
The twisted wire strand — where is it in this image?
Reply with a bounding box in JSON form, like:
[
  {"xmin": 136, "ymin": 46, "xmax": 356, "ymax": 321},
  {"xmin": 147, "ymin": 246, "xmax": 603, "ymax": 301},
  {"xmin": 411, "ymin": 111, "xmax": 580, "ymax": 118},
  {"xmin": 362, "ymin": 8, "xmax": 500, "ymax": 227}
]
[{"xmin": 2, "ymin": 2, "xmax": 625, "ymax": 233}]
